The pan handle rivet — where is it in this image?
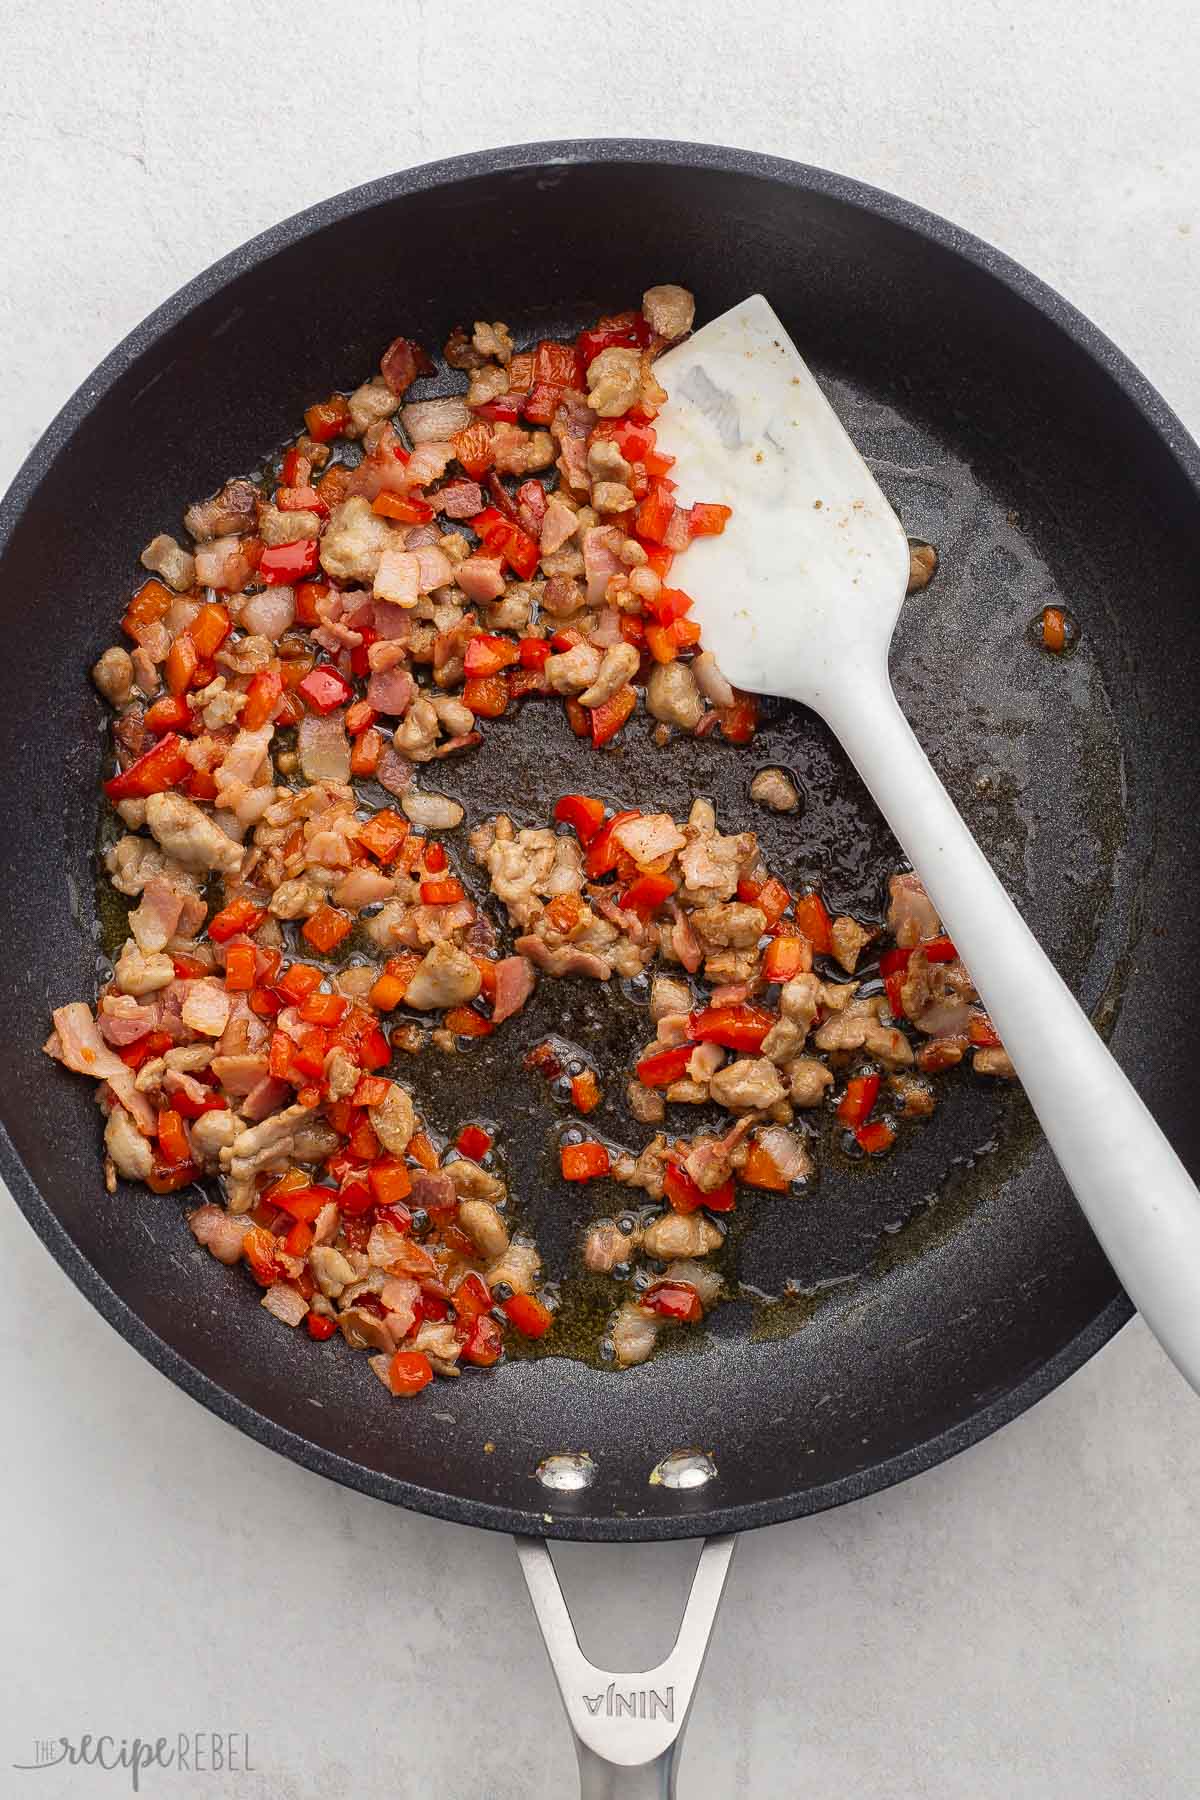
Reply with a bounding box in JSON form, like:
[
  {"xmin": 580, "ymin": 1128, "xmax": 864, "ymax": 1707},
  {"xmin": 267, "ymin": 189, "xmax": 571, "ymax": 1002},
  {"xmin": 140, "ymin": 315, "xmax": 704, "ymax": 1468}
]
[{"xmin": 649, "ymin": 1448, "xmax": 717, "ymax": 1490}]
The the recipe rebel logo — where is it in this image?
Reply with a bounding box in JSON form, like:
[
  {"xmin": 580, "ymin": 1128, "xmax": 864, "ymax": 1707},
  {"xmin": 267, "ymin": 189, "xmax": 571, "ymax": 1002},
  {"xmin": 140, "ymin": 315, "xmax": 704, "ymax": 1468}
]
[
  {"xmin": 12, "ymin": 1732, "xmax": 255, "ymax": 1790},
  {"xmin": 582, "ymin": 1683, "xmax": 675, "ymax": 1721}
]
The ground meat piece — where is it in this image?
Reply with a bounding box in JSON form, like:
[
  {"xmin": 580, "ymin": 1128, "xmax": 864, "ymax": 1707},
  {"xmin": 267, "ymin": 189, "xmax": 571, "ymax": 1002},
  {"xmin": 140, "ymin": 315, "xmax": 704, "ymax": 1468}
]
[
  {"xmin": 830, "ymin": 916, "xmax": 874, "ymax": 974},
  {"xmin": 691, "ymin": 903, "xmax": 766, "ymax": 948},
  {"xmin": 113, "ymin": 940, "xmax": 174, "ymax": 996},
  {"xmin": 546, "ymin": 641, "xmax": 603, "ymax": 695},
  {"xmin": 579, "ymin": 641, "xmax": 640, "ymax": 708},
  {"xmin": 709, "ymin": 1056, "xmax": 786, "ymax": 1112},
  {"xmin": 189, "ymin": 1109, "xmax": 239, "ymax": 1165},
  {"xmin": 587, "ymin": 346, "xmax": 642, "ymax": 417},
  {"xmin": 259, "ymin": 503, "xmax": 322, "ymax": 546},
  {"xmin": 472, "ymin": 320, "xmax": 513, "ymax": 363},
  {"xmin": 104, "ymin": 1104, "xmax": 153, "ymax": 1182},
  {"xmin": 323, "ymin": 1047, "xmax": 360, "ymax": 1101},
  {"xmin": 591, "ymin": 480, "xmax": 637, "ymax": 514},
  {"xmin": 93, "ymin": 646, "xmax": 135, "ymax": 706},
  {"xmin": 310, "ymin": 1246, "xmax": 355, "ymax": 1298},
  {"xmin": 184, "ymin": 477, "xmax": 258, "ymax": 542},
  {"xmin": 180, "ymin": 979, "xmax": 231, "ymax": 1038},
  {"xmin": 613, "ymin": 1135, "xmax": 669, "ymax": 1201},
  {"xmin": 346, "ymin": 376, "xmax": 398, "ymax": 439},
  {"xmin": 889, "ymin": 1072, "xmax": 936, "ymax": 1117},
  {"xmin": 887, "ymin": 872, "xmax": 940, "ymax": 948},
  {"xmin": 140, "ymin": 532, "xmax": 195, "ymax": 592},
  {"xmin": 491, "ymin": 423, "xmax": 555, "ymax": 476},
  {"xmin": 627, "ymin": 1079, "xmax": 666, "ymax": 1124},
  {"xmin": 145, "ymin": 792, "xmax": 243, "ymax": 875},
  {"xmin": 650, "ymin": 975, "xmax": 692, "ymax": 1021},
  {"xmin": 404, "ymin": 942, "xmax": 481, "ymax": 1010},
  {"xmin": 749, "ymin": 767, "xmax": 799, "ymax": 813},
  {"xmin": 761, "ymin": 974, "xmax": 822, "ymax": 1062},
  {"xmin": 541, "ymin": 574, "xmax": 586, "ymax": 617},
  {"xmin": 787, "ymin": 1058, "xmax": 835, "ymax": 1106},
  {"xmin": 974, "ymin": 1047, "xmax": 1016, "ymax": 1078},
  {"xmin": 486, "ymin": 1241, "xmax": 540, "ymax": 1296},
  {"xmin": 444, "ymin": 326, "xmax": 488, "ymax": 371},
  {"xmin": 188, "ymin": 1203, "xmax": 250, "ymax": 1264},
  {"xmin": 221, "ymin": 1101, "xmax": 313, "ymax": 1184},
  {"xmin": 269, "ymin": 877, "xmax": 323, "ymax": 919},
  {"xmin": 587, "ymin": 438, "xmax": 632, "ymax": 484},
  {"xmin": 907, "ymin": 542, "xmax": 939, "ymax": 593},
  {"xmin": 517, "ymin": 937, "xmax": 612, "ymax": 980},
  {"xmin": 320, "ymin": 497, "xmax": 395, "ymax": 583},
  {"xmin": 612, "ymin": 1302, "xmax": 661, "ymax": 1368},
  {"xmin": 454, "ymin": 556, "xmax": 506, "ymax": 604},
  {"xmin": 642, "ymin": 1212, "xmax": 722, "ymax": 1260},
  {"xmin": 457, "ymin": 1199, "xmax": 509, "ymax": 1261},
  {"xmin": 369, "ymin": 1081, "xmax": 416, "ymax": 1153},
  {"xmin": 391, "ymin": 697, "xmax": 439, "ymax": 762},
  {"xmin": 584, "ymin": 1219, "xmax": 643, "ymax": 1273},
  {"xmin": 644, "ymin": 660, "xmax": 704, "ymax": 731},
  {"xmin": 641, "ymin": 284, "xmax": 695, "ymax": 341}
]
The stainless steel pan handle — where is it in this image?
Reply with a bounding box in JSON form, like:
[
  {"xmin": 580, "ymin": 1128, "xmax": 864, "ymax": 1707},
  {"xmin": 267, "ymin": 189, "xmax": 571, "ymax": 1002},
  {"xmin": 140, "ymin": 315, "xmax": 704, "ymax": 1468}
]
[{"xmin": 515, "ymin": 1535, "xmax": 737, "ymax": 1797}]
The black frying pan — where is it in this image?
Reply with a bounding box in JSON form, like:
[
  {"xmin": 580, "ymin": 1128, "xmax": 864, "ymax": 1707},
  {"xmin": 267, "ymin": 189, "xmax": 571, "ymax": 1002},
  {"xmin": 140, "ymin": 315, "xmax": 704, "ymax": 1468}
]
[{"xmin": 2, "ymin": 136, "xmax": 1198, "ymax": 1785}]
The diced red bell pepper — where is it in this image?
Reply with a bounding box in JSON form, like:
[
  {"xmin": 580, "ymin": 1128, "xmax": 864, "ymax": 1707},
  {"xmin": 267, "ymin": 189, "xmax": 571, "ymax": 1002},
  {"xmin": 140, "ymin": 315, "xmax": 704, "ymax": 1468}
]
[
  {"xmin": 423, "ymin": 841, "xmax": 447, "ymax": 873},
  {"xmin": 763, "ymin": 934, "xmax": 809, "ymax": 983},
  {"xmin": 519, "ymin": 637, "xmax": 552, "ymax": 671},
  {"xmin": 164, "ymin": 632, "xmax": 199, "ymax": 697},
  {"xmin": 533, "ymin": 339, "xmax": 585, "ymax": 387},
  {"xmin": 298, "ymin": 663, "xmax": 354, "ymax": 715},
  {"xmin": 560, "ymin": 1140, "xmax": 611, "ymax": 1181},
  {"xmin": 570, "ymin": 1070, "xmax": 601, "ymax": 1114},
  {"xmin": 357, "ymin": 809, "xmax": 410, "ymax": 863},
  {"xmin": 372, "ymin": 491, "xmax": 434, "ymax": 524},
  {"xmin": 645, "ymin": 617, "xmax": 701, "ymax": 663},
  {"xmin": 739, "ymin": 1140, "xmax": 791, "ymax": 1192},
  {"xmin": 455, "ymin": 1124, "xmax": 493, "ymax": 1161},
  {"xmin": 502, "ymin": 1293, "xmax": 554, "ymax": 1338},
  {"xmin": 344, "ymin": 698, "xmax": 377, "ymax": 736},
  {"xmin": 717, "ymin": 694, "xmax": 759, "ymax": 744},
  {"xmin": 386, "ymin": 1350, "xmax": 434, "ymax": 1396},
  {"xmin": 543, "ymin": 893, "xmax": 584, "ymax": 935},
  {"xmin": 145, "ymin": 1150, "xmax": 200, "ymax": 1194},
  {"xmin": 350, "ymin": 728, "xmax": 383, "ymax": 776},
  {"xmin": 171, "ymin": 952, "xmax": 208, "ymax": 980},
  {"xmin": 473, "ymin": 395, "xmax": 523, "ymax": 423},
  {"xmin": 304, "ymin": 395, "xmax": 350, "ymax": 442},
  {"xmin": 620, "ymin": 873, "xmax": 677, "ymax": 915},
  {"xmin": 274, "ymin": 962, "xmax": 323, "ymax": 1005},
  {"xmin": 522, "ymin": 381, "xmax": 565, "ymax": 426},
  {"xmin": 122, "ymin": 577, "xmax": 173, "ymax": 640},
  {"xmin": 242, "ymin": 668, "xmax": 284, "ymax": 731},
  {"xmin": 258, "ymin": 539, "xmax": 321, "ymax": 584},
  {"xmin": 642, "ymin": 585, "xmax": 693, "ymax": 626},
  {"xmin": 689, "ymin": 502, "xmax": 732, "ymax": 537},
  {"xmin": 969, "ymin": 1014, "xmax": 1003, "ymax": 1048},
  {"xmin": 481, "ymin": 519, "xmax": 539, "ymax": 581},
  {"xmin": 190, "ymin": 602, "xmax": 232, "ymax": 659},
  {"xmin": 298, "ymin": 990, "xmax": 349, "ymax": 1027},
  {"xmin": 663, "ymin": 1159, "xmax": 735, "ymax": 1215},
  {"xmin": 104, "ymin": 732, "xmax": 191, "ymax": 802},
  {"xmin": 156, "ymin": 1108, "xmax": 191, "ymax": 1165},
  {"xmin": 577, "ymin": 312, "xmax": 651, "ymax": 365},
  {"xmin": 294, "ymin": 579, "xmax": 329, "ymax": 626},
  {"xmin": 838, "ymin": 1074, "xmax": 881, "ymax": 1128},
  {"xmin": 444, "ymin": 1005, "xmax": 494, "ymax": 1038},
  {"xmin": 460, "ymin": 1313, "xmax": 504, "ymax": 1366},
  {"xmin": 419, "ymin": 878, "xmax": 465, "ymax": 906},
  {"xmin": 635, "ymin": 1043, "xmax": 698, "ymax": 1088},
  {"xmin": 855, "ymin": 1119, "xmax": 896, "ymax": 1155},
  {"xmin": 368, "ymin": 1158, "xmax": 413, "ymax": 1207},
  {"xmin": 464, "ymin": 634, "xmax": 521, "ymax": 677},
  {"xmin": 689, "ymin": 1004, "xmax": 775, "ymax": 1053},
  {"xmin": 462, "ymin": 674, "xmax": 509, "ymax": 718},
  {"xmin": 923, "ymin": 935, "xmax": 958, "ymax": 962},
  {"xmin": 223, "ymin": 944, "xmax": 257, "ymax": 992},
  {"xmin": 793, "ymin": 892, "xmax": 833, "ymax": 956},
  {"xmin": 595, "ymin": 417, "xmax": 657, "ymax": 461},
  {"xmin": 306, "ymin": 1312, "xmax": 339, "ymax": 1340},
  {"xmin": 585, "ymin": 810, "xmax": 640, "ymax": 878},
  {"xmin": 451, "ymin": 1272, "xmax": 493, "ymax": 1324},
  {"xmin": 564, "ymin": 697, "xmax": 590, "ymax": 737},
  {"xmin": 302, "ymin": 905, "xmax": 353, "ymax": 954},
  {"xmin": 634, "ymin": 482, "xmax": 676, "ymax": 545},
  {"xmin": 143, "ymin": 694, "xmax": 193, "ymax": 736},
  {"xmin": 641, "ymin": 1281, "xmax": 703, "ymax": 1324},
  {"xmin": 208, "ymin": 896, "xmax": 265, "ymax": 943},
  {"xmin": 554, "ymin": 793, "xmax": 607, "ymax": 845},
  {"xmin": 590, "ymin": 684, "xmax": 637, "ymax": 747}
]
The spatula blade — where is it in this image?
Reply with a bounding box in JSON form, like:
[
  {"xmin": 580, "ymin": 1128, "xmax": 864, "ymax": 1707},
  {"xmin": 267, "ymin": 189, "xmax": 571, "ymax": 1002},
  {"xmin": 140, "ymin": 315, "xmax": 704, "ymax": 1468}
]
[{"xmin": 652, "ymin": 295, "xmax": 910, "ymax": 709}]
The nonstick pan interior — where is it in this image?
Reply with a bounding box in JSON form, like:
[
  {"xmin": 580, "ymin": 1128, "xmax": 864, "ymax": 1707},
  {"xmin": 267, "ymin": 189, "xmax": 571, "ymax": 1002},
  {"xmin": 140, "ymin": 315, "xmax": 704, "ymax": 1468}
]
[{"xmin": 2, "ymin": 143, "xmax": 1198, "ymax": 1539}]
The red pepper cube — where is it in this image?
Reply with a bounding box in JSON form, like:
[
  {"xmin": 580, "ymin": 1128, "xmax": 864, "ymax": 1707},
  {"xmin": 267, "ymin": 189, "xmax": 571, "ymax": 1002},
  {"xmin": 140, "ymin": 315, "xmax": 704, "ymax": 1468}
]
[
  {"xmin": 302, "ymin": 905, "xmax": 353, "ymax": 954},
  {"xmin": 258, "ymin": 538, "xmax": 321, "ymax": 584},
  {"xmin": 297, "ymin": 663, "xmax": 354, "ymax": 716}
]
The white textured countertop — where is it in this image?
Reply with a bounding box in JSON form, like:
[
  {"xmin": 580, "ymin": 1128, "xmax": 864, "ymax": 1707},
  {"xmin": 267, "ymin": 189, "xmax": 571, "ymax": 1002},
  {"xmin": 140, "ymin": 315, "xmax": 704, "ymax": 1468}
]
[{"xmin": 3, "ymin": 4, "xmax": 1199, "ymax": 1794}]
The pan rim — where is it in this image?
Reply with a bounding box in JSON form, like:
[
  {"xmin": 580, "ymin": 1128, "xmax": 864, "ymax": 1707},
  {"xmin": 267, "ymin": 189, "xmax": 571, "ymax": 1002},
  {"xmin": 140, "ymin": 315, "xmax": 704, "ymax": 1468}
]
[{"xmin": 5, "ymin": 136, "xmax": 1181, "ymax": 1540}]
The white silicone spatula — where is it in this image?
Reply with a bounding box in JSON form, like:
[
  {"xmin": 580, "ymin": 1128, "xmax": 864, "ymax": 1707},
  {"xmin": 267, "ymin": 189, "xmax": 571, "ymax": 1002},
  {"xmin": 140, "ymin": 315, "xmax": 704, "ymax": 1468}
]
[{"xmin": 653, "ymin": 294, "xmax": 1200, "ymax": 1392}]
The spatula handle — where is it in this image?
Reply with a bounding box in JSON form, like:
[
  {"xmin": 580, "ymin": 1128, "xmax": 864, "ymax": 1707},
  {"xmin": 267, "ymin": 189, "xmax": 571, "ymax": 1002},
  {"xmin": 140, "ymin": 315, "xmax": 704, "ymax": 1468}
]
[{"xmin": 824, "ymin": 674, "xmax": 1200, "ymax": 1391}]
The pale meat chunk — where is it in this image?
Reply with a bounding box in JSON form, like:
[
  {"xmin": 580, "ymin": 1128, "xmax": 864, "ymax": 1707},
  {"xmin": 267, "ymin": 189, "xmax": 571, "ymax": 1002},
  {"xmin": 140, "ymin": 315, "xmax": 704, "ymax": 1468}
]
[{"xmin": 145, "ymin": 792, "xmax": 243, "ymax": 875}]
